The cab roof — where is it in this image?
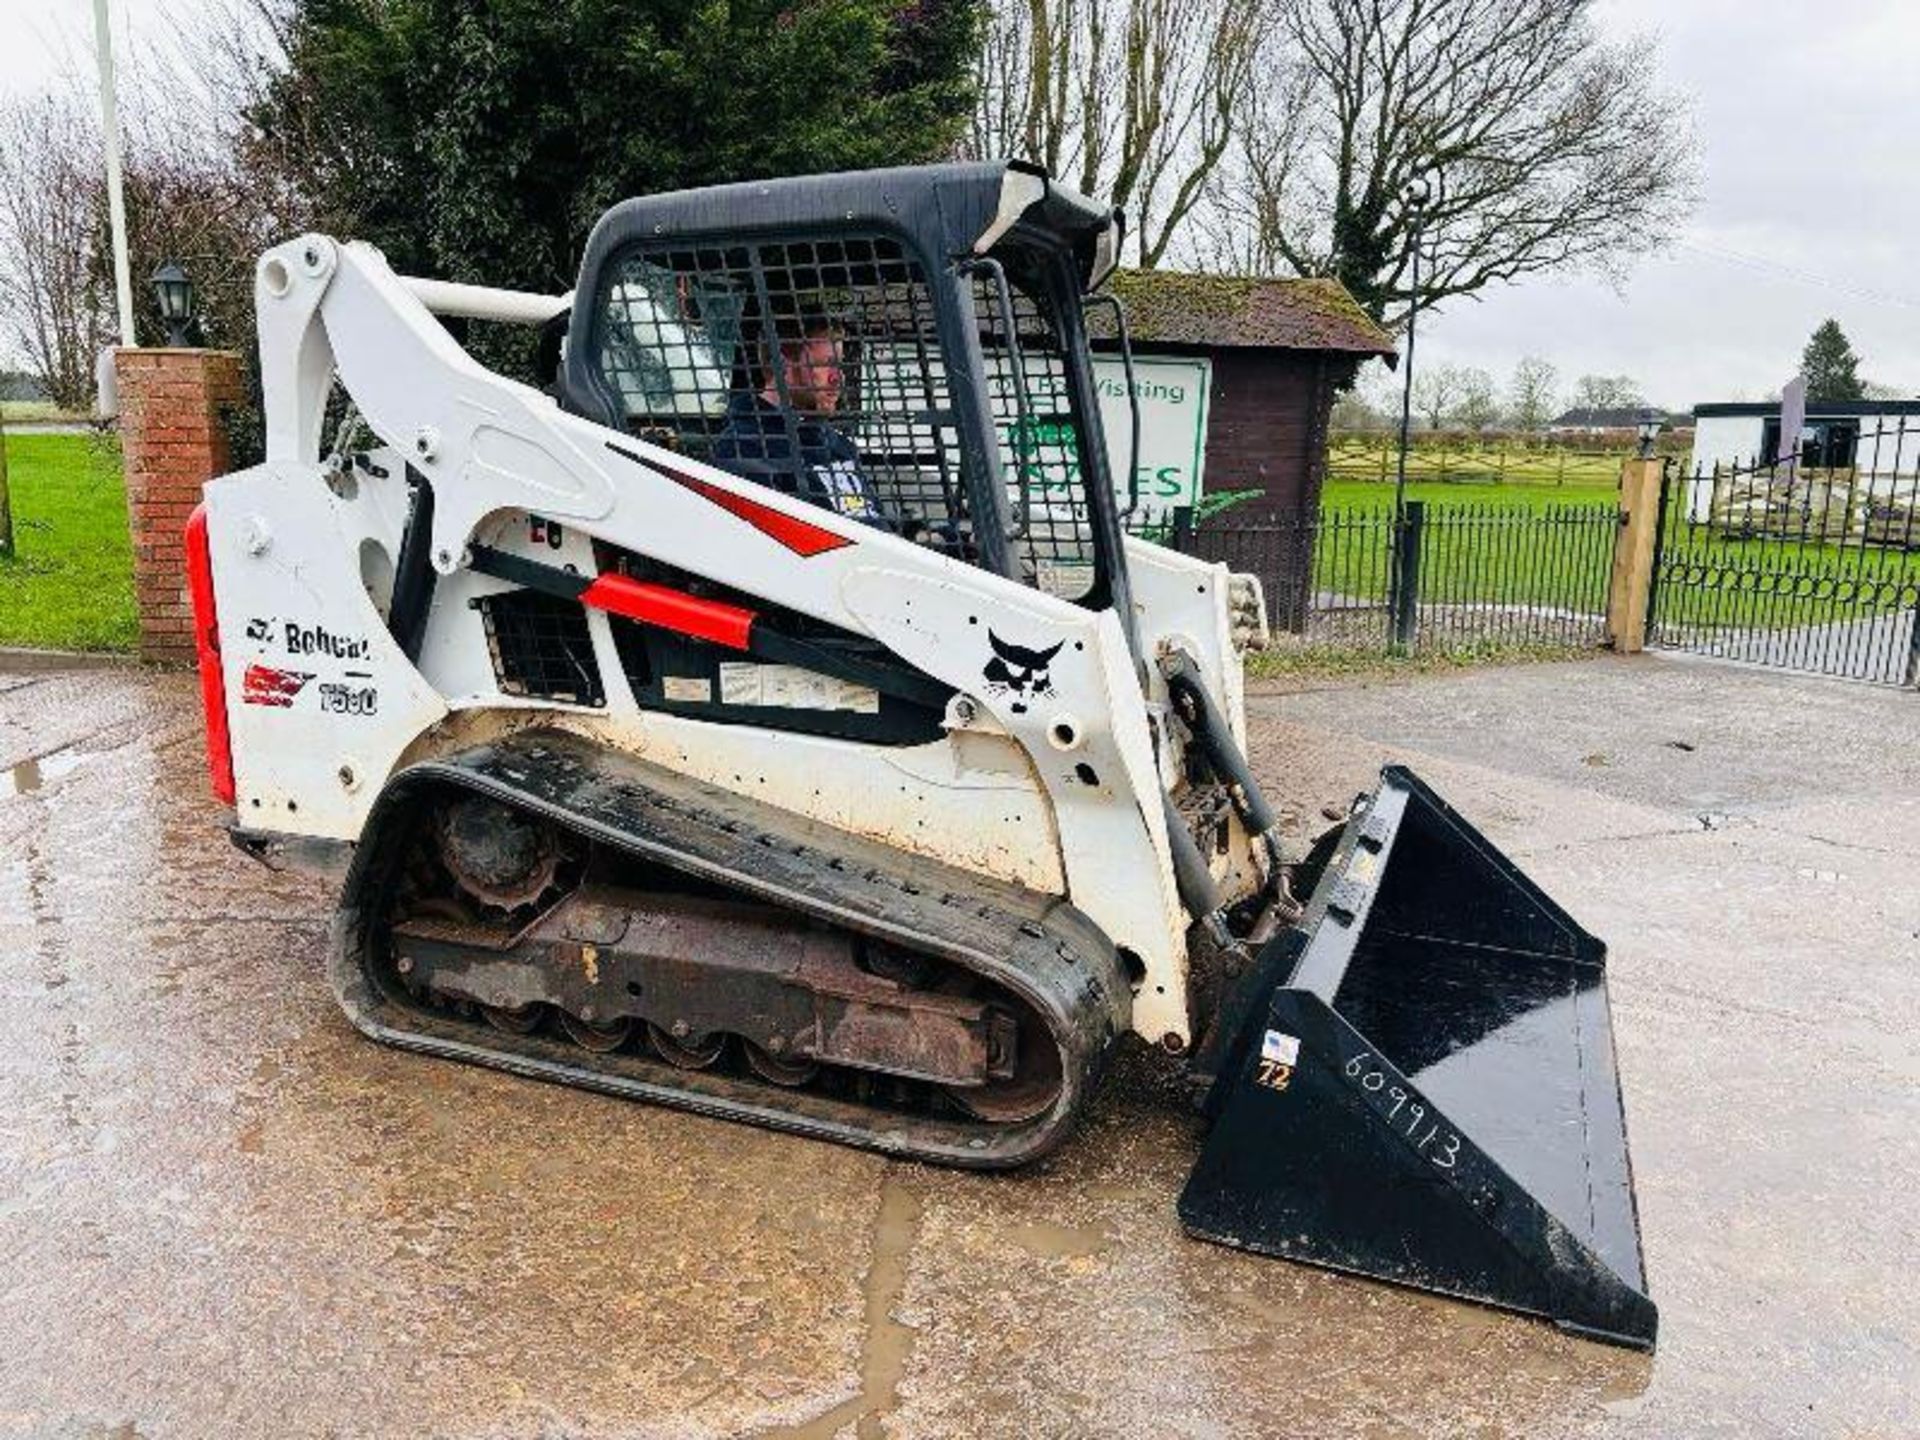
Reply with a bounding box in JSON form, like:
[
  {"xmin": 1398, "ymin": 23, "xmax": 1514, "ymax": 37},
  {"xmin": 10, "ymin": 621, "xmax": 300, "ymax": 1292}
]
[{"xmin": 578, "ymin": 161, "xmax": 1122, "ymax": 296}]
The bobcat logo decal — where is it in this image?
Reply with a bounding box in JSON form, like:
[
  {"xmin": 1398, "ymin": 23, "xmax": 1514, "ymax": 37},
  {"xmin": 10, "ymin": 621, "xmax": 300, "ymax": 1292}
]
[
  {"xmin": 982, "ymin": 632, "xmax": 1063, "ymax": 715},
  {"xmin": 241, "ymin": 663, "xmax": 314, "ymax": 708}
]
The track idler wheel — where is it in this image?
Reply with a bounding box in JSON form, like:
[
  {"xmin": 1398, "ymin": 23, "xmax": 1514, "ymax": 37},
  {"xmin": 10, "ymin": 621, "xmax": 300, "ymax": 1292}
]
[
  {"xmin": 944, "ymin": 1007, "xmax": 1063, "ymax": 1123},
  {"xmin": 647, "ymin": 1022, "xmax": 725, "ymax": 1070},
  {"xmin": 945, "ymin": 1074, "xmax": 1059, "ymax": 1124},
  {"xmin": 559, "ymin": 1012, "xmax": 633, "ymax": 1054},
  {"xmin": 745, "ymin": 1042, "xmax": 819, "ymax": 1088},
  {"xmin": 437, "ymin": 797, "xmax": 562, "ymax": 911},
  {"xmin": 482, "ymin": 1001, "xmax": 545, "ymax": 1035}
]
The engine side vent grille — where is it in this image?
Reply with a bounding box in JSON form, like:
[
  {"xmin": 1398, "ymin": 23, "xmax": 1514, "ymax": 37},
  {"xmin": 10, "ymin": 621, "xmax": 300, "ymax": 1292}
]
[{"xmin": 477, "ymin": 590, "xmax": 605, "ymax": 707}]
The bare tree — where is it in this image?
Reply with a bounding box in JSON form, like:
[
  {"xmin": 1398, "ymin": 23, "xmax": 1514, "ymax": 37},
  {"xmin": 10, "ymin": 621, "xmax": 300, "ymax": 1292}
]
[
  {"xmin": 1213, "ymin": 0, "xmax": 1695, "ymax": 323},
  {"xmin": 0, "ymin": 93, "xmax": 112, "ymax": 410},
  {"xmin": 971, "ymin": 0, "xmax": 1268, "ymax": 266},
  {"xmin": 1330, "ymin": 378, "xmax": 1387, "ymax": 432},
  {"xmin": 0, "ymin": 29, "xmax": 279, "ymax": 411},
  {"xmin": 1411, "ymin": 362, "xmax": 1466, "ymax": 431},
  {"xmin": 1189, "ymin": 47, "xmax": 1314, "ymax": 274},
  {"xmin": 1507, "ymin": 355, "xmax": 1559, "ymax": 431},
  {"xmin": 1571, "ymin": 373, "xmax": 1644, "ymax": 411},
  {"xmin": 1452, "ymin": 366, "xmax": 1499, "ymax": 431},
  {"xmin": 211, "ymin": 0, "xmax": 355, "ymax": 243},
  {"xmin": 118, "ymin": 69, "xmax": 279, "ymax": 359}
]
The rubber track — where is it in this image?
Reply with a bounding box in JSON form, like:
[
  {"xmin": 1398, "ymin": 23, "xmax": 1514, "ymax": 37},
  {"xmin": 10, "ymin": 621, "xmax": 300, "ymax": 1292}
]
[{"xmin": 329, "ymin": 729, "xmax": 1131, "ymax": 1169}]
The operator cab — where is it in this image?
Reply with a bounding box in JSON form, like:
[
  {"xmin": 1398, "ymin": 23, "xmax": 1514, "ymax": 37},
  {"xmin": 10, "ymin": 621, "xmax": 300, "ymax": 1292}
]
[{"xmin": 557, "ymin": 162, "xmax": 1134, "ymax": 617}]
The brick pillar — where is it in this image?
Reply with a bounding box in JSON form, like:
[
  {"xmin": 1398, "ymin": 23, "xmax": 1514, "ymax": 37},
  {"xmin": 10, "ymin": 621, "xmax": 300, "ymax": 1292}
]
[{"xmin": 114, "ymin": 348, "xmax": 244, "ymax": 665}]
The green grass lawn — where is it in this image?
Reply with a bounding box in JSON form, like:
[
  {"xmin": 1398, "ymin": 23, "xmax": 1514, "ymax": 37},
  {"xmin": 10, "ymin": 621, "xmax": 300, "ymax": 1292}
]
[
  {"xmin": 1645, "ymin": 525, "xmax": 1920, "ymax": 636},
  {"xmin": 1305, "ymin": 503, "xmax": 1618, "ymax": 615},
  {"xmin": 0, "ymin": 428, "xmax": 1903, "ymax": 660},
  {"xmin": 0, "ymin": 432, "xmax": 138, "ymax": 651},
  {"xmin": 1242, "ymin": 476, "xmax": 1619, "ymax": 614}
]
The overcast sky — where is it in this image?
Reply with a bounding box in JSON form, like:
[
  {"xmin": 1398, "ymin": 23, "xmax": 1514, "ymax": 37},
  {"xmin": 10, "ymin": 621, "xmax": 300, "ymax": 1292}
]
[
  {"xmin": 4, "ymin": 0, "xmax": 1916, "ymax": 411},
  {"xmin": 1417, "ymin": 0, "xmax": 1920, "ymax": 410}
]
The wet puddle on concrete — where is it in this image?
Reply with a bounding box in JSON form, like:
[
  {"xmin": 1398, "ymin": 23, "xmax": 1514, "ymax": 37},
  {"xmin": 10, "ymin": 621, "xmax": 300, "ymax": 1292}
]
[
  {"xmin": 758, "ymin": 1176, "xmax": 922, "ymax": 1440},
  {"xmin": 1007, "ymin": 1218, "xmax": 1112, "ymax": 1260},
  {"xmin": 8, "ymin": 746, "xmax": 87, "ymax": 795}
]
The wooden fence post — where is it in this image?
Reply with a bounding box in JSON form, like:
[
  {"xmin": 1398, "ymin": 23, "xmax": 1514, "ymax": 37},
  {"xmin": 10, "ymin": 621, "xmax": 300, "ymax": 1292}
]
[{"xmin": 1607, "ymin": 456, "xmax": 1664, "ymax": 652}]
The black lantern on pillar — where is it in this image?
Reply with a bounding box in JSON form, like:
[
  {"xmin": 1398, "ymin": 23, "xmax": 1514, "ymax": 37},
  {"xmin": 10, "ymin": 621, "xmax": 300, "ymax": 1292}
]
[
  {"xmin": 1636, "ymin": 407, "xmax": 1662, "ymax": 459},
  {"xmin": 150, "ymin": 262, "xmax": 195, "ymax": 347}
]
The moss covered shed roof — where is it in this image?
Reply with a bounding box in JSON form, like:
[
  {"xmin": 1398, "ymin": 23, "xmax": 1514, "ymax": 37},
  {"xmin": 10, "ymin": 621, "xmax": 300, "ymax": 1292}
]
[{"xmin": 1092, "ymin": 269, "xmax": 1396, "ymax": 360}]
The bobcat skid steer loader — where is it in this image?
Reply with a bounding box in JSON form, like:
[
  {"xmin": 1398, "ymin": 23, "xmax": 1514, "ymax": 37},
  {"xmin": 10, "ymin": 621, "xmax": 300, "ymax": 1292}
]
[{"xmin": 186, "ymin": 162, "xmax": 1656, "ymax": 1348}]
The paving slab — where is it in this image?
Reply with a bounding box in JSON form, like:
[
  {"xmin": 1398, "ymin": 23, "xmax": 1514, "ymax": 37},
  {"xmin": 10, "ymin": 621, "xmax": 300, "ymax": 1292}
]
[{"xmin": 1, "ymin": 654, "xmax": 1913, "ymax": 1437}]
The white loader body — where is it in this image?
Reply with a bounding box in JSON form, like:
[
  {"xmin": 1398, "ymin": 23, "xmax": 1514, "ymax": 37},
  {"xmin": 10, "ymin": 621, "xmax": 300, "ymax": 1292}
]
[{"xmin": 204, "ymin": 231, "xmax": 1264, "ymax": 1050}]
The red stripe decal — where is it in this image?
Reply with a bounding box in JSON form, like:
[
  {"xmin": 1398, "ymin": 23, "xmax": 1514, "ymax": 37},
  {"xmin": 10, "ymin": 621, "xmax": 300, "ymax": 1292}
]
[
  {"xmin": 184, "ymin": 506, "xmax": 236, "ymax": 805},
  {"xmin": 579, "ymin": 574, "xmax": 757, "ymax": 650},
  {"xmin": 652, "ymin": 461, "xmax": 855, "ymax": 558}
]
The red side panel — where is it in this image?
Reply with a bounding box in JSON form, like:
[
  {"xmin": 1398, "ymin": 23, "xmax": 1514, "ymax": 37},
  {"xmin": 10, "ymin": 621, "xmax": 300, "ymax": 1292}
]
[
  {"xmin": 578, "ymin": 573, "xmax": 757, "ymax": 651},
  {"xmin": 184, "ymin": 505, "xmax": 236, "ymax": 806},
  {"xmin": 654, "ymin": 462, "xmax": 856, "ymax": 558}
]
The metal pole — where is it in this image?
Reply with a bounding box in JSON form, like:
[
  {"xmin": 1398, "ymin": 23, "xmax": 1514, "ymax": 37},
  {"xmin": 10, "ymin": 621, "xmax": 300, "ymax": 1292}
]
[
  {"xmin": 1644, "ymin": 458, "xmax": 1673, "ymax": 644},
  {"xmin": 1171, "ymin": 503, "xmax": 1194, "ymax": 552},
  {"xmin": 1392, "ymin": 234, "xmax": 1421, "ymax": 517},
  {"xmin": 1392, "ymin": 500, "xmax": 1425, "ymax": 647},
  {"xmin": 1904, "ymin": 559, "xmax": 1920, "ymax": 687},
  {"xmin": 1388, "ymin": 200, "xmax": 1424, "ymax": 646},
  {"xmin": 92, "ymin": 0, "xmax": 136, "ymax": 347}
]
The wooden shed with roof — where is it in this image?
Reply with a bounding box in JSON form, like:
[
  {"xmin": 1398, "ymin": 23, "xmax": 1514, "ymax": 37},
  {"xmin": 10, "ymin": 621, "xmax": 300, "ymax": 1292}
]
[{"xmin": 1090, "ymin": 269, "xmax": 1396, "ymax": 523}]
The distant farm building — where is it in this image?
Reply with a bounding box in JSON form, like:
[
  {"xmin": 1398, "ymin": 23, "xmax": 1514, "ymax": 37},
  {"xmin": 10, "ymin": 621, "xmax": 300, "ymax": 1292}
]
[
  {"xmin": 1548, "ymin": 406, "xmax": 1675, "ymax": 438},
  {"xmin": 1691, "ymin": 399, "xmax": 1920, "ymax": 475}
]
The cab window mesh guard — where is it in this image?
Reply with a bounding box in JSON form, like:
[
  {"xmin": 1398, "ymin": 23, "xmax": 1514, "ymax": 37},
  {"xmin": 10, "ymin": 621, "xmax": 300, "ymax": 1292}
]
[
  {"xmin": 593, "ymin": 236, "xmax": 966, "ymax": 546},
  {"xmin": 1083, "ymin": 292, "xmax": 1141, "ymax": 522},
  {"xmin": 972, "ymin": 270, "xmax": 1099, "ymax": 600},
  {"xmin": 589, "ymin": 233, "xmax": 1101, "ymax": 603}
]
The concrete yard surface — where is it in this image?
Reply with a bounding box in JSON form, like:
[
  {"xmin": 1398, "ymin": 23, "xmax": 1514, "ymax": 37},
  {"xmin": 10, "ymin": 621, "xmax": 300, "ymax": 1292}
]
[{"xmin": 1, "ymin": 654, "xmax": 1914, "ymax": 1438}]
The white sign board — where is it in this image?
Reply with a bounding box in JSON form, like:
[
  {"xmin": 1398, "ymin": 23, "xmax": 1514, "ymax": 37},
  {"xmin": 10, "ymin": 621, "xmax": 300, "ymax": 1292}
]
[{"xmin": 1092, "ymin": 354, "xmax": 1213, "ymax": 526}]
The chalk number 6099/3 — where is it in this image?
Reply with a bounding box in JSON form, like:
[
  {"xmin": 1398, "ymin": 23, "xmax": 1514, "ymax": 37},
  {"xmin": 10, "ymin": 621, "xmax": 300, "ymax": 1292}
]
[{"xmin": 1344, "ymin": 1051, "xmax": 1462, "ymax": 1170}]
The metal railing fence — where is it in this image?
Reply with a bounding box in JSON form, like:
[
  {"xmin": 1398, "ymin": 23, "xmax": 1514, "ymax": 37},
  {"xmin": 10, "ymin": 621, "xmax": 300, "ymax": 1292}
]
[
  {"xmin": 1648, "ymin": 452, "xmax": 1920, "ymax": 686},
  {"xmin": 1150, "ymin": 499, "xmax": 1619, "ymax": 653}
]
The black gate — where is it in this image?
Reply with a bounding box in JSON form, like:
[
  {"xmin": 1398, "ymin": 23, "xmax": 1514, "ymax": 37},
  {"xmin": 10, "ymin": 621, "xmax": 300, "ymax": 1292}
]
[
  {"xmin": 1169, "ymin": 500, "xmax": 1618, "ymax": 653},
  {"xmin": 1648, "ymin": 453, "xmax": 1920, "ymax": 686}
]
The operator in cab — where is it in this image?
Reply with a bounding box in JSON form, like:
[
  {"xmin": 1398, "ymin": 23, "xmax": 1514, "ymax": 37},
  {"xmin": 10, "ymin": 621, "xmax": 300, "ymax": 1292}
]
[{"xmin": 711, "ymin": 299, "xmax": 888, "ymax": 527}]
